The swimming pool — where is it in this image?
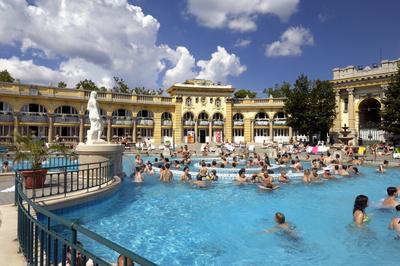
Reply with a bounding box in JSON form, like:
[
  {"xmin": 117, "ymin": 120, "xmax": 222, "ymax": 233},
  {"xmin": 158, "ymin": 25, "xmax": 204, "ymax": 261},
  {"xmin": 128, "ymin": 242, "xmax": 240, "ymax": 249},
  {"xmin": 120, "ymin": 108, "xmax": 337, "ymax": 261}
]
[{"xmin": 53, "ymin": 155, "xmax": 400, "ymax": 265}]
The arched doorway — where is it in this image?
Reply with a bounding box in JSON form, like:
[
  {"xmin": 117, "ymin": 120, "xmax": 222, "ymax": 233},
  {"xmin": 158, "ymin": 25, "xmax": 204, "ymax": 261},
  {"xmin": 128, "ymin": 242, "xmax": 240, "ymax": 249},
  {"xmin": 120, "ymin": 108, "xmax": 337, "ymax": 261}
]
[{"xmin": 358, "ymin": 98, "xmax": 383, "ymax": 142}]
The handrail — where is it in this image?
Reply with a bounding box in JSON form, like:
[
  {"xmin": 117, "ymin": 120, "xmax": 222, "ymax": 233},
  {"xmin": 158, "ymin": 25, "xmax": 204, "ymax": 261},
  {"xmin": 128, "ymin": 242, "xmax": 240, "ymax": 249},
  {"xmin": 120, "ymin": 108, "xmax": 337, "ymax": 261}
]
[{"xmin": 15, "ymin": 160, "xmax": 157, "ymax": 266}]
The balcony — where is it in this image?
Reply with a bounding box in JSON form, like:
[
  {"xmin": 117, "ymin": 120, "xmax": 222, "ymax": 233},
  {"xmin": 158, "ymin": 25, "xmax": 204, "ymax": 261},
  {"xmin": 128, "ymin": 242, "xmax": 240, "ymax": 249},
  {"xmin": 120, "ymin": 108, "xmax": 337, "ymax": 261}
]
[
  {"xmin": 233, "ymin": 120, "xmax": 244, "ymax": 126},
  {"xmin": 0, "ymin": 112, "xmax": 13, "ymax": 122},
  {"xmin": 137, "ymin": 118, "xmax": 154, "ymax": 126},
  {"xmin": 198, "ymin": 120, "xmax": 209, "ymax": 126},
  {"xmin": 183, "ymin": 120, "xmax": 195, "ymax": 126},
  {"xmin": 162, "ymin": 120, "xmax": 173, "ymax": 126},
  {"xmin": 213, "ymin": 120, "xmax": 224, "ymax": 126},
  {"xmin": 112, "ymin": 116, "xmax": 132, "ymax": 125},
  {"xmin": 273, "ymin": 119, "xmax": 287, "ymax": 126},
  {"xmin": 54, "ymin": 115, "xmax": 79, "ymax": 123},
  {"xmin": 20, "ymin": 113, "xmax": 49, "ymax": 123},
  {"xmin": 255, "ymin": 119, "xmax": 270, "ymax": 126}
]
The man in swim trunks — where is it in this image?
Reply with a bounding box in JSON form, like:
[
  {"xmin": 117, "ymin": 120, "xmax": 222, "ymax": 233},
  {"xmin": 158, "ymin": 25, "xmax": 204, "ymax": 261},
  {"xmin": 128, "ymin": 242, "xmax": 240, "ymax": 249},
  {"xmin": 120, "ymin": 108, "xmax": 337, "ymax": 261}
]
[
  {"xmin": 278, "ymin": 170, "xmax": 290, "ymax": 183},
  {"xmin": 235, "ymin": 168, "xmax": 248, "ymax": 184},
  {"xmin": 389, "ymin": 205, "xmax": 400, "ymax": 238},
  {"xmin": 383, "ymin": 187, "xmax": 399, "ymax": 208},
  {"xmin": 161, "ymin": 163, "xmax": 173, "ymax": 182}
]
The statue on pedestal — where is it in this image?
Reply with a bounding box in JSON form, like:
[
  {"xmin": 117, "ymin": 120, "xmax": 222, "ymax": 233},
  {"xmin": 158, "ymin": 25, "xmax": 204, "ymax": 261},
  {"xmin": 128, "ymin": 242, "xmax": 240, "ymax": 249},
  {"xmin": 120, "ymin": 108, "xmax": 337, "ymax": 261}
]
[{"xmin": 86, "ymin": 91, "xmax": 104, "ymax": 144}]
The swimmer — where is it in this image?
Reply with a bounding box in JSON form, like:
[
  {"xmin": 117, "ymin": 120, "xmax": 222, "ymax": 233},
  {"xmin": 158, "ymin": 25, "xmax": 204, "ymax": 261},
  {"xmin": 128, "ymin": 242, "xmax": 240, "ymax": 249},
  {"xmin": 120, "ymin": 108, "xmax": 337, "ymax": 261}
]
[
  {"xmin": 235, "ymin": 168, "xmax": 248, "ymax": 184},
  {"xmin": 133, "ymin": 166, "xmax": 144, "ymax": 183},
  {"xmin": 382, "ymin": 187, "xmax": 399, "ymax": 208},
  {"xmin": 144, "ymin": 162, "xmax": 154, "ymax": 175},
  {"xmin": 338, "ymin": 165, "xmax": 350, "ymax": 176},
  {"xmin": 388, "ymin": 205, "xmax": 400, "ymax": 238},
  {"xmin": 303, "ymin": 169, "xmax": 312, "ymax": 183},
  {"xmin": 160, "ymin": 163, "xmax": 173, "ymax": 182},
  {"xmin": 353, "ymin": 195, "xmax": 369, "ymax": 227},
  {"xmin": 209, "ymin": 169, "xmax": 218, "ymax": 181},
  {"xmin": 323, "ymin": 169, "xmax": 334, "ymax": 179},
  {"xmin": 265, "ymin": 212, "xmax": 297, "ymax": 237},
  {"xmin": 180, "ymin": 166, "xmax": 192, "ymax": 182},
  {"xmin": 278, "ymin": 170, "xmax": 290, "ymax": 183},
  {"xmin": 377, "ymin": 160, "xmax": 389, "ymax": 173}
]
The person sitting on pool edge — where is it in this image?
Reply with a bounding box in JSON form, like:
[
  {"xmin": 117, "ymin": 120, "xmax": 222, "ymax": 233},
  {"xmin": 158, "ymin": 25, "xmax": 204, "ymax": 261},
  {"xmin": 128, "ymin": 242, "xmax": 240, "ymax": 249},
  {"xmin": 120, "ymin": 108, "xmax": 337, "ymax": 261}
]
[
  {"xmin": 382, "ymin": 187, "xmax": 399, "ymax": 208},
  {"xmin": 117, "ymin": 255, "xmax": 134, "ymax": 266},
  {"xmin": 353, "ymin": 194, "xmax": 369, "ymax": 227},
  {"xmin": 180, "ymin": 166, "xmax": 192, "ymax": 182},
  {"xmin": 388, "ymin": 204, "xmax": 400, "ymax": 239}
]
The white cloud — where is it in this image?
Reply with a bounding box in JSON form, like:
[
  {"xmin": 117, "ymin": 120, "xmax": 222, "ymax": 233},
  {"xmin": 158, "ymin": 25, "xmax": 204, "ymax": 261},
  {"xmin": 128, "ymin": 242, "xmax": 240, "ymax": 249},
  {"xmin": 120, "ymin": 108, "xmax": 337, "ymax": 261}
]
[
  {"xmin": 187, "ymin": 0, "xmax": 299, "ymax": 32},
  {"xmin": 0, "ymin": 1, "xmax": 247, "ymax": 88},
  {"xmin": 197, "ymin": 46, "xmax": 247, "ymax": 83},
  {"xmin": 0, "ymin": 57, "xmax": 64, "ymax": 85},
  {"xmin": 162, "ymin": 47, "xmax": 196, "ymax": 87},
  {"xmin": 234, "ymin": 39, "xmax": 252, "ymax": 48},
  {"xmin": 265, "ymin": 26, "xmax": 314, "ymax": 57}
]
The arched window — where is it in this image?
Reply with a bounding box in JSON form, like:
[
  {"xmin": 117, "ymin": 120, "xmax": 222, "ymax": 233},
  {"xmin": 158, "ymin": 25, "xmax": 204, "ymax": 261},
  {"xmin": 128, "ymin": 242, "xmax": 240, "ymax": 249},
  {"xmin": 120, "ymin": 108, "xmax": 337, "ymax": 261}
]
[
  {"xmin": 233, "ymin": 113, "xmax": 244, "ymax": 121},
  {"xmin": 161, "ymin": 112, "xmax": 172, "ymax": 126},
  {"xmin": 212, "ymin": 113, "xmax": 223, "ymax": 121},
  {"xmin": 0, "ymin": 102, "xmax": 12, "ymax": 113},
  {"xmin": 112, "ymin": 109, "xmax": 131, "ymax": 117},
  {"xmin": 137, "ymin": 110, "xmax": 154, "ymax": 118},
  {"xmin": 54, "ymin": 106, "xmax": 78, "ymax": 115},
  {"xmin": 183, "ymin": 112, "xmax": 195, "ymax": 126},
  {"xmin": 21, "ymin": 104, "xmax": 47, "ymax": 113},
  {"xmin": 198, "ymin": 112, "xmax": 209, "ymax": 121},
  {"xmin": 255, "ymin": 112, "xmax": 269, "ymax": 126}
]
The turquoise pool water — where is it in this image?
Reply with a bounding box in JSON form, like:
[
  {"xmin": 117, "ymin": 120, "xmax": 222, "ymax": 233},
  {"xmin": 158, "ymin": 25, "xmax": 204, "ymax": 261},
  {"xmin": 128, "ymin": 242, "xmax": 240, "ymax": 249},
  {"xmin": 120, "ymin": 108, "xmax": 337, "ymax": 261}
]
[{"xmin": 53, "ymin": 155, "xmax": 400, "ymax": 265}]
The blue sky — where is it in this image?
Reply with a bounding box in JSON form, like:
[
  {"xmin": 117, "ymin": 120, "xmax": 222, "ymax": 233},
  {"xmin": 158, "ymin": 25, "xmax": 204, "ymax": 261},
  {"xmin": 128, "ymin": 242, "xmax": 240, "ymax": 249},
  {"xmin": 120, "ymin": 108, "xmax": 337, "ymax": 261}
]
[{"xmin": 0, "ymin": 0, "xmax": 399, "ymax": 95}]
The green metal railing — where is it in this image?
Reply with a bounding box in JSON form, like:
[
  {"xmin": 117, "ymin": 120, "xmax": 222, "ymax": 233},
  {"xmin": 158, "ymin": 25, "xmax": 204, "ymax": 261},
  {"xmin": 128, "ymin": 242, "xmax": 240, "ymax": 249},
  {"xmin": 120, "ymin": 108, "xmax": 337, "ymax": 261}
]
[{"xmin": 15, "ymin": 161, "xmax": 157, "ymax": 266}]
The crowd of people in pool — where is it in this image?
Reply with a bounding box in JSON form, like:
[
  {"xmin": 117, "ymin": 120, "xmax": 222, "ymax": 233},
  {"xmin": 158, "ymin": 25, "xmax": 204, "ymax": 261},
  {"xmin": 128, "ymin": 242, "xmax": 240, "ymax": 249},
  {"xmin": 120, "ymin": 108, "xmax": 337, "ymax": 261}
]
[{"xmin": 131, "ymin": 144, "xmax": 400, "ymax": 239}]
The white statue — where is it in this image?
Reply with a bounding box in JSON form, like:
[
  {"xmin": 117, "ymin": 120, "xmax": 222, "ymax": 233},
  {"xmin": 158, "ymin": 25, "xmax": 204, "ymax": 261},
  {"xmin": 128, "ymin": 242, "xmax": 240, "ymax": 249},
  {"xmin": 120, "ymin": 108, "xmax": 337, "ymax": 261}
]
[{"xmin": 86, "ymin": 91, "xmax": 104, "ymax": 144}]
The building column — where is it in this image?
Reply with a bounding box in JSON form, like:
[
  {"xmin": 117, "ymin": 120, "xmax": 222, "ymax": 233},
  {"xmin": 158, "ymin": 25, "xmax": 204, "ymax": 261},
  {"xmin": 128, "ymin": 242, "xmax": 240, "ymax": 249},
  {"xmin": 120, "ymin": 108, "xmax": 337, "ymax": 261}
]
[
  {"xmin": 334, "ymin": 91, "xmax": 341, "ymax": 130},
  {"xmin": 13, "ymin": 112, "xmax": 20, "ymax": 143},
  {"xmin": 224, "ymin": 98, "xmax": 233, "ymax": 142},
  {"xmin": 194, "ymin": 120, "xmax": 198, "ymax": 143},
  {"xmin": 208, "ymin": 120, "xmax": 212, "ymax": 143},
  {"xmin": 153, "ymin": 112, "xmax": 162, "ymax": 145},
  {"xmin": 244, "ymin": 117, "xmax": 252, "ymax": 143},
  {"xmin": 107, "ymin": 116, "xmax": 112, "ymax": 143},
  {"xmin": 79, "ymin": 114, "xmax": 84, "ymax": 143},
  {"xmin": 132, "ymin": 119, "xmax": 136, "ymax": 144},
  {"xmin": 250, "ymin": 120, "xmax": 254, "ymax": 142},
  {"xmin": 173, "ymin": 96, "xmax": 183, "ymax": 145},
  {"xmin": 48, "ymin": 113, "xmax": 54, "ymax": 143},
  {"xmin": 269, "ymin": 122, "xmax": 273, "ymax": 142},
  {"xmin": 289, "ymin": 127, "xmax": 293, "ymax": 139},
  {"xmin": 347, "ymin": 88, "xmax": 355, "ymax": 129}
]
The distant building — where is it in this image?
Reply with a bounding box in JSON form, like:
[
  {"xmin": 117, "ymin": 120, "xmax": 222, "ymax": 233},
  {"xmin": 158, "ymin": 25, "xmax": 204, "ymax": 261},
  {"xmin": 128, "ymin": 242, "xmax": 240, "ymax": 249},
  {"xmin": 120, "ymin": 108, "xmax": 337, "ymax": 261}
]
[{"xmin": 331, "ymin": 58, "xmax": 400, "ymax": 143}]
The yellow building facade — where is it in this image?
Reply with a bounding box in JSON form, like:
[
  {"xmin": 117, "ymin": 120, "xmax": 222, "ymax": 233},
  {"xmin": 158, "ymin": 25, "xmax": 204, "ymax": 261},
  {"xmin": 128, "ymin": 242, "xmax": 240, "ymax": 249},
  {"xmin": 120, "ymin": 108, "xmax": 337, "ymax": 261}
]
[
  {"xmin": 0, "ymin": 79, "xmax": 296, "ymax": 146},
  {"xmin": 331, "ymin": 59, "xmax": 399, "ymax": 143},
  {"xmin": 1, "ymin": 58, "xmax": 398, "ymax": 146}
]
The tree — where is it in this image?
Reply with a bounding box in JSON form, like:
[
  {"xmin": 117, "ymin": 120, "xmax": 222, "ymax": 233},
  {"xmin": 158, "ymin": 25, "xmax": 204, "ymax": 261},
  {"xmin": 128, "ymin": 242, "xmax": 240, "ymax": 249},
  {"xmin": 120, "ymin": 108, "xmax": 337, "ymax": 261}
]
[
  {"xmin": 234, "ymin": 89, "xmax": 257, "ymax": 98},
  {"xmin": 283, "ymin": 75, "xmax": 336, "ymax": 142},
  {"xmin": 113, "ymin": 76, "xmax": 131, "ymax": 93},
  {"xmin": 381, "ymin": 68, "xmax": 400, "ymax": 136},
  {"xmin": 132, "ymin": 86, "xmax": 163, "ymax": 95},
  {"xmin": 263, "ymin": 82, "xmax": 290, "ymax": 98},
  {"xmin": 57, "ymin": 81, "xmax": 67, "ymax": 88},
  {"xmin": 75, "ymin": 79, "xmax": 100, "ymax": 91},
  {"xmin": 0, "ymin": 69, "xmax": 15, "ymax": 83}
]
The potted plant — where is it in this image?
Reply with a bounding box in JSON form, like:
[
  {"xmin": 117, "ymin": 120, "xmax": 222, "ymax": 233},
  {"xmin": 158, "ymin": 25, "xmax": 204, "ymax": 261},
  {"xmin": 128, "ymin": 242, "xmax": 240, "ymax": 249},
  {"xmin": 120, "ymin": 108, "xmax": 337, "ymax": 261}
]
[{"xmin": 14, "ymin": 134, "xmax": 65, "ymax": 189}]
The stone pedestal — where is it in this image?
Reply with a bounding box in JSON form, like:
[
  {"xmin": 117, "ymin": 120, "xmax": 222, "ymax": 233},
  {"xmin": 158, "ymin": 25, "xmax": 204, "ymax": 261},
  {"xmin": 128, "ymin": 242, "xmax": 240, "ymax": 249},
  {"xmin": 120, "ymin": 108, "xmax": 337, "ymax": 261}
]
[{"xmin": 75, "ymin": 143, "xmax": 124, "ymax": 177}]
